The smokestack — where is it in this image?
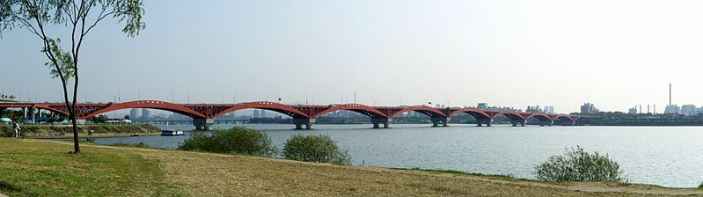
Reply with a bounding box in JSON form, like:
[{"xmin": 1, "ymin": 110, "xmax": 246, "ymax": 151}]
[{"xmin": 669, "ymin": 83, "xmax": 672, "ymax": 106}]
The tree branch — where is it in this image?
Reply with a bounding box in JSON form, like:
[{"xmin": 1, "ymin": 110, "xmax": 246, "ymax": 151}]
[{"xmin": 82, "ymin": 8, "xmax": 113, "ymax": 36}]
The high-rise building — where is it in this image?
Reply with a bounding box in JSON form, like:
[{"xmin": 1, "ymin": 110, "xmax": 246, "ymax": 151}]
[
  {"xmin": 253, "ymin": 110, "xmax": 260, "ymax": 118},
  {"xmin": 580, "ymin": 103, "xmax": 599, "ymax": 114},
  {"xmin": 664, "ymin": 105, "xmax": 681, "ymax": 114},
  {"xmin": 141, "ymin": 109, "xmax": 151, "ymax": 120},
  {"xmin": 129, "ymin": 109, "xmax": 139, "ymax": 120},
  {"xmin": 543, "ymin": 106, "xmax": 555, "ymax": 114},
  {"xmin": 681, "ymin": 104, "xmax": 697, "ymax": 116},
  {"xmin": 526, "ymin": 105, "xmax": 542, "ymax": 113},
  {"xmin": 628, "ymin": 107, "xmax": 637, "ymax": 114}
]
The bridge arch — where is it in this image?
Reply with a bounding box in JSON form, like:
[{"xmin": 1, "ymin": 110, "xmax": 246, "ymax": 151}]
[
  {"xmin": 210, "ymin": 101, "xmax": 309, "ymax": 119},
  {"xmin": 80, "ymin": 100, "xmax": 206, "ymax": 119},
  {"xmin": 497, "ymin": 112, "xmax": 528, "ymax": 123},
  {"xmin": 554, "ymin": 115, "xmax": 576, "ymax": 125},
  {"xmin": 311, "ymin": 104, "xmax": 388, "ymax": 119},
  {"xmin": 387, "ymin": 105, "xmax": 447, "ymax": 118},
  {"xmin": 0, "ymin": 103, "xmax": 68, "ymax": 116},
  {"xmin": 527, "ymin": 113, "xmax": 554, "ymax": 122},
  {"xmin": 33, "ymin": 104, "xmax": 70, "ymax": 116},
  {"xmin": 449, "ymin": 108, "xmax": 493, "ymax": 120}
]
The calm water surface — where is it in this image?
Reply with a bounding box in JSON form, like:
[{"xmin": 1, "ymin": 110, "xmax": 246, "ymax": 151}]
[{"xmin": 94, "ymin": 124, "xmax": 703, "ymax": 188}]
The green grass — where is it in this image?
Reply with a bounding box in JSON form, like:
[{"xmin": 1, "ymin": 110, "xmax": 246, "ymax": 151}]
[{"xmin": 0, "ymin": 138, "xmax": 183, "ymax": 197}]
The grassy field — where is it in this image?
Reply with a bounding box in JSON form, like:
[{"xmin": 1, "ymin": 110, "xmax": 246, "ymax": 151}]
[
  {"xmin": 1, "ymin": 138, "xmax": 701, "ymax": 197},
  {"xmin": 0, "ymin": 139, "xmax": 182, "ymax": 197},
  {"xmin": 0, "ymin": 124, "xmax": 160, "ymax": 138}
]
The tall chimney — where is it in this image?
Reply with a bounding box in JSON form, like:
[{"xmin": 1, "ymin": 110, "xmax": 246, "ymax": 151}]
[{"xmin": 669, "ymin": 83, "xmax": 672, "ymax": 106}]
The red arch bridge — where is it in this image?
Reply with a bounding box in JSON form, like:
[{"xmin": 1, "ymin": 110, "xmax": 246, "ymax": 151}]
[{"xmin": 0, "ymin": 100, "xmax": 576, "ymax": 130}]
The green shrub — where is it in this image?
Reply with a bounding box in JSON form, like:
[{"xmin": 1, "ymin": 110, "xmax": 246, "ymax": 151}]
[
  {"xmin": 535, "ymin": 146, "xmax": 623, "ymax": 182},
  {"xmin": 110, "ymin": 142, "xmax": 151, "ymax": 148},
  {"xmin": 283, "ymin": 134, "xmax": 351, "ymax": 165},
  {"xmin": 0, "ymin": 125, "xmax": 11, "ymax": 137},
  {"xmin": 699, "ymin": 182, "xmax": 703, "ymax": 190},
  {"xmin": 178, "ymin": 127, "xmax": 276, "ymax": 157}
]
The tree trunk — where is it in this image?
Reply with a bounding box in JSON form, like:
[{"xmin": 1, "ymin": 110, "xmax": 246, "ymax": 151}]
[{"xmin": 71, "ymin": 113, "xmax": 80, "ymax": 153}]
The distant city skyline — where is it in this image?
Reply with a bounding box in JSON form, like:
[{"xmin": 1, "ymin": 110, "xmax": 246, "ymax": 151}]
[{"xmin": 4, "ymin": 0, "xmax": 703, "ymax": 113}]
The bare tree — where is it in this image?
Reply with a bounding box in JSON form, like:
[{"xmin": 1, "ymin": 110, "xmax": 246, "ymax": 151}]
[{"xmin": 0, "ymin": 0, "xmax": 145, "ymax": 153}]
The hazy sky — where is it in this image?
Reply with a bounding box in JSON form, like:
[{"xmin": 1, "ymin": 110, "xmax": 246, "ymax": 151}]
[{"xmin": 2, "ymin": 0, "xmax": 703, "ymax": 113}]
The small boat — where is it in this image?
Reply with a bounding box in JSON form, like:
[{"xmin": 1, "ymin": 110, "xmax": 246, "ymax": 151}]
[
  {"xmin": 160, "ymin": 122, "xmax": 185, "ymax": 136},
  {"xmin": 161, "ymin": 130, "xmax": 184, "ymax": 136}
]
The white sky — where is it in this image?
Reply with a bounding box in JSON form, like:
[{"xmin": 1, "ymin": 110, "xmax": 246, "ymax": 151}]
[{"xmin": 2, "ymin": 0, "xmax": 703, "ymax": 113}]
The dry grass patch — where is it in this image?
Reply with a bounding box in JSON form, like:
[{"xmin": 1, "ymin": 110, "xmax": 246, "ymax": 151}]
[
  {"xmin": 134, "ymin": 149, "xmax": 703, "ymax": 197},
  {"xmin": 5, "ymin": 139, "xmax": 703, "ymax": 197}
]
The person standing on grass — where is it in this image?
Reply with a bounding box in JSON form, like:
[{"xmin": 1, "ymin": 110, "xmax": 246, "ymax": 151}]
[{"xmin": 12, "ymin": 120, "xmax": 21, "ymax": 138}]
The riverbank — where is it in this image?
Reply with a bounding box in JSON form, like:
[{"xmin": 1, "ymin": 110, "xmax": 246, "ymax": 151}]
[
  {"xmin": 0, "ymin": 138, "xmax": 700, "ymax": 196},
  {"xmin": 0, "ymin": 124, "xmax": 160, "ymax": 138}
]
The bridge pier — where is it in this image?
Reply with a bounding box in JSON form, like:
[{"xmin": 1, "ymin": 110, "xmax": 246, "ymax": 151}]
[
  {"xmin": 431, "ymin": 117, "xmax": 448, "ymax": 127},
  {"xmin": 294, "ymin": 118, "xmax": 313, "ymax": 130},
  {"xmin": 372, "ymin": 118, "xmax": 390, "ymax": 129},
  {"xmin": 538, "ymin": 120, "xmax": 553, "ymax": 127},
  {"xmin": 193, "ymin": 118, "xmax": 214, "ymax": 131},
  {"xmin": 477, "ymin": 118, "xmax": 492, "ymax": 127}
]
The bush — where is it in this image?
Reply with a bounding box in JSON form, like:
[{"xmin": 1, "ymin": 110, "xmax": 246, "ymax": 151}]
[
  {"xmin": 535, "ymin": 146, "xmax": 623, "ymax": 182},
  {"xmin": 699, "ymin": 182, "xmax": 703, "ymax": 190},
  {"xmin": 178, "ymin": 127, "xmax": 276, "ymax": 157},
  {"xmin": 110, "ymin": 142, "xmax": 151, "ymax": 148},
  {"xmin": 0, "ymin": 125, "xmax": 11, "ymax": 137},
  {"xmin": 283, "ymin": 134, "xmax": 351, "ymax": 165}
]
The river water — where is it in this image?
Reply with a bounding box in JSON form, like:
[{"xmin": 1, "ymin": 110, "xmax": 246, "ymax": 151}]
[{"xmin": 93, "ymin": 124, "xmax": 703, "ymax": 188}]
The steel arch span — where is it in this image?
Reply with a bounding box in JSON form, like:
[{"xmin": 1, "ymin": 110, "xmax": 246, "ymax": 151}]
[
  {"xmin": 554, "ymin": 115, "xmax": 577, "ymax": 125},
  {"xmin": 449, "ymin": 108, "xmax": 493, "ymax": 120},
  {"xmin": 527, "ymin": 113, "xmax": 554, "ymax": 121},
  {"xmin": 382, "ymin": 105, "xmax": 448, "ymax": 118},
  {"xmin": 81, "ymin": 100, "xmax": 207, "ymax": 119},
  {"xmin": 498, "ymin": 112, "xmax": 529, "ymax": 122},
  {"xmin": 210, "ymin": 101, "xmax": 310, "ymax": 119},
  {"xmin": 0, "ymin": 103, "xmax": 69, "ymax": 116},
  {"xmin": 310, "ymin": 103, "xmax": 389, "ymax": 119}
]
